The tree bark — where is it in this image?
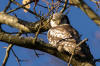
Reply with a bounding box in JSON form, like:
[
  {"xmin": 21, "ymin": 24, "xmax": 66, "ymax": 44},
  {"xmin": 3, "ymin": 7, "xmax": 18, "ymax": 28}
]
[
  {"xmin": 0, "ymin": 32, "xmax": 95, "ymax": 66},
  {"xmin": 70, "ymin": 0, "xmax": 100, "ymax": 26},
  {"xmin": 0, "ymin": 12, "xmax": 50, "ymax": 33},
  {"xmin": 0, "ymin": 1, "xmax": 98, "ymax": 65}
]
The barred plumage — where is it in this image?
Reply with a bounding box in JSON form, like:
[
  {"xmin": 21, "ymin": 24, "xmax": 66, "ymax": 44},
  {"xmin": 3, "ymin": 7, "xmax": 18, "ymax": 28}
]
[{"xmin": 47, "ymin": 13, "xmax": 81, "ymax": 54}]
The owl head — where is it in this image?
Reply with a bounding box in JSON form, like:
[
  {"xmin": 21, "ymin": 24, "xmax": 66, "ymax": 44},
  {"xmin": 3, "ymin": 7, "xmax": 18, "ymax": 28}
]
[{"xmin": 50, "ymin": 13, "xmax": 70, "ymax": 27}]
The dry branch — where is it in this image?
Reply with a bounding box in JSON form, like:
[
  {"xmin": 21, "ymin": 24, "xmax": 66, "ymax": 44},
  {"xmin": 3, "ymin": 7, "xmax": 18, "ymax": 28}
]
[
  {"xmin": 11, "ymin": 0, "xmax": 41, "ymax": 17},
  {"xmin": 3, "ymin": 0, "xmax": 12, "ymax": 13},
  {"xmin": 0, "ymin": 0, "xmax": 98, "ymax": 66},
  {"xmin": 7, "ymin": 0, "xmax": 34, "ymax": 14},
  {"xmin": 94, "ymin": 59, "xmax": 100, "ymax": 62},
  {"xmin": 11, "ymin": 49, "xmax": 21, "ymax": 66},
  {"xmin": 0, "ymin": 12, "xmax": 50, "ymax": 33},
  {"xmin": 2, "ymin": 44, "xmax": 13, "ymax": 66},
  {"xmin": 0, "ymin": 12, "xmax": 30, "ymax": 32},
  {"xmin": 68, "ymin": 38, "xmax": 88, "ymax": 66},
  {"xmin": 70, "ymin": 0, "xmax": 100, "ymax": 26},
  {"xmin": 0, "ymin": 32, "xmax": 95, "ymax": 66},
  {"xmin": 2, "ymin": 31, "xmax": 22, "ymax": 66},
  {"xmin": 60, "ymin": 0, "xmax": 68, "ymax": 13}
]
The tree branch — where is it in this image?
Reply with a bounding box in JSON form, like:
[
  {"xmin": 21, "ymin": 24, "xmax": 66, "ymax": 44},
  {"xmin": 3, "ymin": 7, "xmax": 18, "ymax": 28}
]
[
  {"xmin": 2, "ymin": 44, "xmax": 13, "ymax": 66},
  {"xmin": 3, "ymin": 0, "xmax": 12, "ymax": 13},
  {"xmin": 94, "ymin": 59, "xmax": 100, "ymax": 62},
  {"xmin": 0, "ymin": 12, "xmax": 30, "ymax": 32},
  {"xmin": 0, "ymin": 12, "xmax": 50, "ymax": 33},
  {"xmin": 60, "ymin": 0, "xmax": 68, "ymax": 13},
  {"xmin": 0, "ymin": 32, "xmax": 95, "ymax": 66},
  {"xmin": 7, "ymin": 0, "xmax": 34, "ymax": 14},
  {"xmin": 70, "ymin": 0, "xmax": 100, "ymax": 26},
  {"xmin": 68, "ymin": 38, "xmax": 88, "ymax": 66},
  {"xmin": 11, "ymin": 0, "xmax": 41, "ymax": 18}
]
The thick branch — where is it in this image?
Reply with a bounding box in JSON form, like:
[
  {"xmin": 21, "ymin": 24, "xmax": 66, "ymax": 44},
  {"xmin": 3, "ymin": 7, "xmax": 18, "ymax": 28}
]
[
  {"xmin": 0, "ymin": 32, "xmax": 95, "ymax": 66},
  {"xmin": 0, "ymin": 12, "xmax": 30, "ymax": 32},
  {"xmin": 71, "ymin": 0, "xmax": 100, "ymax": 26},
  {"xmin": 0, "ymin": 12, "xmax": 50, "ymax": 33}
]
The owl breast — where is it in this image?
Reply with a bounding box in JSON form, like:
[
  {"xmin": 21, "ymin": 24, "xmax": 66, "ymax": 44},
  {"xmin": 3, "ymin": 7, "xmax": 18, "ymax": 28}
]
[{"xmin": 47, "ymin": 24, "xmax": 81, "ymax": 54}]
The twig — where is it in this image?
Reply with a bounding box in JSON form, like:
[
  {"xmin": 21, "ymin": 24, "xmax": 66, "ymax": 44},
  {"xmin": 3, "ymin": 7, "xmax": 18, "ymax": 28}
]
[
  {"xmin": 42, "ymin": 11, "xmax": 54, "ymax": 28},
  {"xmin": 37, "ymin": 4, "xmax": 48, "ymax": 8},
  {"xmin": 65, "ymin": 5, "xmax": 71, "ymax": 15},
  {"xmin": 32, "ymin": 16, "xmax": 45, "ymax": 57},
  {"xmin": 2, "ymin": 44, "xmax": 13, "ymax": 66},
  {"xmin": 91, "ymin": 0, "xmax": 100, "ymax": 8},
  {"xmin": 67, "ymin": 52, "xmax": 74, "ymax": 66},
  {"xmin": 32, "ymin": 18, "xmax": 43, "ymax": 43},
  {"xmin": 11, "ymin": 0, "xmax": 41, "ymax": 18},
  {"xmin": 33, "ymin": 24, "xmax": 41, "ymax": 57},
  {"xmin": 34, "ymin": 50, "xmax": 44, "ymax": 58},
  {"xmin": 3, "ymin": 0, "xmax": 12, "ymax": 12},
  {"xmin": 2, "ymin": 31, "xmax": 22, "ymax": 66},
  {"xmin": 34, "ymin": 50, "xmax": 39, "ymax": 57},
  {"xmin": 91, "ymin": 0, "xmax": 100, "ymax": 3},
  {"xmin": 60, "ymin": 0, "xmax": 68, "ymax": 13},
  {"xmin": 7, "ymin": 0, "xmax": 34, "ymax": 14},
  {"xmin": 68, "ymin": 38, "xmax": 88, "ymax": 66},
  {"xmin": 11, "ymin": 49, "xmax": 21, "ymax": 66},
  {"xmin": 94, "ymin": 59, "xmax": 100, "ymax": 62},
  {"xmin": 76, "ymin": 38, "xmax": 88, "ymax": 47}
]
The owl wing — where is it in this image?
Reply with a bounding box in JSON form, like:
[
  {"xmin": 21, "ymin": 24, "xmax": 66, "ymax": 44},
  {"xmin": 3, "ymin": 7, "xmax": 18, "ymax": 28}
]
[
  {"xmin": 48, "ymin": 24, "xmax": 81, "ymax": 54},
  {"xmin": 48, "ymin": 24, "xmax": 80, "ymax": 46}
]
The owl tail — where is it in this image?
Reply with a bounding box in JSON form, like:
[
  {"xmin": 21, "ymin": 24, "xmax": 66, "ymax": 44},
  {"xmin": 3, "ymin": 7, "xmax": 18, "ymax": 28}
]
[{"xmin": 57, "ymin": 45, "xmax": 86, "ymax": 57}]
